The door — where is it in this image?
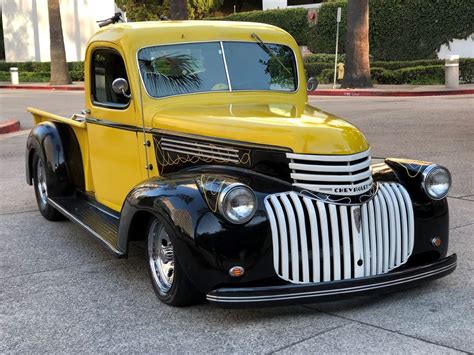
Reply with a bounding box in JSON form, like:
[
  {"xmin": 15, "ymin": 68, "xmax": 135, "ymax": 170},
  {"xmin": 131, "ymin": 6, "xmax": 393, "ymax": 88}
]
[{"xmin": 86, "ymin": 46, "xmax": 144, "ymax": 212}]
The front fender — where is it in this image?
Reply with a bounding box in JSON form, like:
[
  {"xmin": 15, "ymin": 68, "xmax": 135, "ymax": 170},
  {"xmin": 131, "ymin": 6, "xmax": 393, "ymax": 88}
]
[{"xmin": 118, "ymin": 167, "xmax": 291, "ymax": 293}]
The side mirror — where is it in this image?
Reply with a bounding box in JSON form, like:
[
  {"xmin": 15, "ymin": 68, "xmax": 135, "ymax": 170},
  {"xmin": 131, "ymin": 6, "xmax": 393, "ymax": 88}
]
[
  {"xmin": 112, "ymin": 78, "xmax": 131, "ymax": 98},
  {"xmin": 306, "ymin": 77, "xmax": 318, "ymax": 92}
]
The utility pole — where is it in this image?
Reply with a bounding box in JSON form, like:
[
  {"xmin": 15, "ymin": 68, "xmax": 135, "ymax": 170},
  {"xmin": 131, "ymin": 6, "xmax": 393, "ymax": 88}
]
[{"xmin": 333, "ymin": 7, "xmax": 342, "ymax": 89}]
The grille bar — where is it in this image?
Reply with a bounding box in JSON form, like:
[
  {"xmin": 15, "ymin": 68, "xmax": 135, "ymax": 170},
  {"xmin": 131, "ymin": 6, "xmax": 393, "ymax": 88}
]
[
  {"xmin": 287, "ymin": 149, "xmax": 373, "ymax": 196},
  {"xmin": 264, "ymin": 182, "xmax": 415, "ymax": 284}
]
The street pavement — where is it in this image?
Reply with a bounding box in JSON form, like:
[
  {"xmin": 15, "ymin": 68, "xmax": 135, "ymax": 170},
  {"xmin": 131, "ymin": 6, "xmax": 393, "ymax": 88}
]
[{"xmin": 0, "ymin": 90, "xmax": 473, "ymax": 353}]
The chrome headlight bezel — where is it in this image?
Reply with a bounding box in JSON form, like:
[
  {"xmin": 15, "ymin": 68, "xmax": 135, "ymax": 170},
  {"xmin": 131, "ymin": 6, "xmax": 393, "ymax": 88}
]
[
  {"xmin": 218, "ymin": 183, "xmax": 257, "ymax": 224},
  {"xmin": 421, "ymin": 164, "xmax": 451, "ymax": 200}
]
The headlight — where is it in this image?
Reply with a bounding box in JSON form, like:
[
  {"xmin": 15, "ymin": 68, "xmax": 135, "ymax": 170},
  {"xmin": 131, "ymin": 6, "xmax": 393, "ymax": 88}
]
[
  {"xmin": 422, "ymin": 165, "xmax": 451, "ymax": 200},
  {"xmin": 218, "ymin": 184, "xmax": 257, "ymax": 224}
]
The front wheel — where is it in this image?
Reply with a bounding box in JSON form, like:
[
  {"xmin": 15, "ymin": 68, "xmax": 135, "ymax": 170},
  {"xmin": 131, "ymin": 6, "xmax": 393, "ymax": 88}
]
[
  {"xmin": 32, "ymin": 153, "xmax": 64, "ymax": 221},
  {"xmin": 146, "ymin": 215, "xmax": 203, "ymax": 306}
]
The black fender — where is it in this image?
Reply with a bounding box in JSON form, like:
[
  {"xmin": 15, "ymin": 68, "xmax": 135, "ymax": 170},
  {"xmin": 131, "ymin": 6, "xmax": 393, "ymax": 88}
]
[
  {"xmin": 373, "ymin": 158, "xmax": 449, "ymax": 260},
  {"xmin": 119, "ymin": 161, "xmax": 450, "ymax": 293},
  {"xmin": 118, "ymin": 166, "xmax": 292, "ymax": 293},
  {"xmin": 26, "ymin": 121, "xmax": 84, "ymax": 196}
]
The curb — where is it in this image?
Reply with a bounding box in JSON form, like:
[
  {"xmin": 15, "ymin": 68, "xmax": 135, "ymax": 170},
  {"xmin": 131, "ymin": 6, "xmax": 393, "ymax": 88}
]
[
  {"xmin": 0, "ymin": 120, "xmax": 21, "ymax": 134},
  {"xmin": 309, "ymin": 89, "xmax": 474, "ymax": 97},
  {"xmin": 0, "ymin": 85, "xmax": 84, "ymax": 91}
]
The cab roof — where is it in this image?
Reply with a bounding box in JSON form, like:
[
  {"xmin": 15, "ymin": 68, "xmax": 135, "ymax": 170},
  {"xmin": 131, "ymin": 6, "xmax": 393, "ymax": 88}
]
[{"xmin": 89, "ymin": 20, "xmax": 297, "ymax": 53}]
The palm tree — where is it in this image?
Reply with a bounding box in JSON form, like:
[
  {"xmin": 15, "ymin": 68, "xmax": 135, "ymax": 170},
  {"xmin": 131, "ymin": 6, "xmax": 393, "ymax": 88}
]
[
  {"xmin": 48, "ymin": 0, "xmax": 71, "ymax": 85},
  {"xmin": 170, "ymin": 0, "xmax": 188, "ymax": 20},
  {"xmin": 341, "ymin": 0, "xmax": 372, "ymax": 88}
]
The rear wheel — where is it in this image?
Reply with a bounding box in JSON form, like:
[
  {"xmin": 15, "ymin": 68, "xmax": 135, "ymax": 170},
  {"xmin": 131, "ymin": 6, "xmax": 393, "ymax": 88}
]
[
  {"xmin": 146, "ymin": 216, "xmax": 203, "ymax": 306},
  {"xmin": 33, "ymin": 153, "xmax": 64, "ymax": 221}
]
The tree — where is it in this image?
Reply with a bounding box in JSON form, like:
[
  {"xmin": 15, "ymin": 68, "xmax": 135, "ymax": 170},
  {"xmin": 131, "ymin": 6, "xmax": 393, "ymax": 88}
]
[
  {"xmin": 341, "ymin": 0, "xmax": 372, "ymax": 88},
  {"xmin": 170, "ymin": 0, "xmax": 188, "ymax": 19},
  {"xmin": 48, "ymin": 0, "xmax": 71, "ymax": 85}
]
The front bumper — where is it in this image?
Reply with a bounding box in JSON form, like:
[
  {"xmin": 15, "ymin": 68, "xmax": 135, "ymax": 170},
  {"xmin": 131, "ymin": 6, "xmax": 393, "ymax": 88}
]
[{"xmin": 206, "ymin": 254, "xmax": 457, "ymax": 308}]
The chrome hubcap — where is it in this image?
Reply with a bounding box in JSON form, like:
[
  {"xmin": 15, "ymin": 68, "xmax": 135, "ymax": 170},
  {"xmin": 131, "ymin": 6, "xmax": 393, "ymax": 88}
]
[
  {"xmin": 148, "ymin": 219, "xmax": 174, "ymax": 294},
  {"xmin": 36, "ymin": 158, "xmax": 48, "ymax": 208}
]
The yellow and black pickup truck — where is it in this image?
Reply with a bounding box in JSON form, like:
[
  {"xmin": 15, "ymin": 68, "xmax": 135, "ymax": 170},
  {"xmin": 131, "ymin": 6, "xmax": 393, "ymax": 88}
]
[{"xmin": 26, "ymin": 20, "xmax": 456, "ymax": 307}]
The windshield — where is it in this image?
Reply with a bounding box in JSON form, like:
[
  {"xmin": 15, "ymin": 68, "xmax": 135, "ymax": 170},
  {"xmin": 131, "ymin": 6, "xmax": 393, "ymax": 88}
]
[{"xmin": 138, "ymin": 41, "xmax": 298, "ymax": 98}]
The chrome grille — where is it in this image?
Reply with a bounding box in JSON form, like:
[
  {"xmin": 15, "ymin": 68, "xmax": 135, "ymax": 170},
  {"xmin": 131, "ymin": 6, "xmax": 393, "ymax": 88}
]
[
  {"xmin": 264, "ymin": 182, "xmax": 414, "ymax": 284},
  {"xmin": 287, "ymin": 149, "xmax": 373, "ymax": 196}
]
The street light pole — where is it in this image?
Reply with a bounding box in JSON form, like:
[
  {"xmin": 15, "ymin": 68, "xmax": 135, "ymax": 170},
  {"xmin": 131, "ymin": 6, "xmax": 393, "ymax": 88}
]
[{"xmin": 333, "ymin": 7, "xmax": 342, "ymax": 89}]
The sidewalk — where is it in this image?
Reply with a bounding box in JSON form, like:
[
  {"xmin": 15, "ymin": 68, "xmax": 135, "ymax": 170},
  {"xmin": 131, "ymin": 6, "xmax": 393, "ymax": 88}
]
[
  {"xmin": 1, "ymin": 81, "xmax": 473, "ymax": 96},
  {"xmin": 0, "ymin": 81, "xmax": 84, "ymax": 91},
  {"xmin": 311, "ymin": 84, "xmax": 474, "ymax": 96}
]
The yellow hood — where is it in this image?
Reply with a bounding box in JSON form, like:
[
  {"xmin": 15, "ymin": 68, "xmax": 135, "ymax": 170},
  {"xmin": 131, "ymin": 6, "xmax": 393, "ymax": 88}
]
[{"xmin": 151, "ymin": 103, "xmax": 369, "ymax": 155}]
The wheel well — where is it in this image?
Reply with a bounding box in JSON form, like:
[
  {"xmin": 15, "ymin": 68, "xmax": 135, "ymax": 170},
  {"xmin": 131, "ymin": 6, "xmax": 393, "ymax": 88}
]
[
  {"xmin": 27, "ymin": 148, "xmax": 37, "ymax": 185},
  {"xmin": 128, "ymin": 210, "xmax": 154, "ymax": 243}
]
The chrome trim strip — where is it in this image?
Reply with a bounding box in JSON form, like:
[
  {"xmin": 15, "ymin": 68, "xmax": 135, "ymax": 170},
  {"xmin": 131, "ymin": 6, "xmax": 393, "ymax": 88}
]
[
  {"xmin": 220, "ymin": 41, "xmax": 233, "ymax": 92},
  {"xmin": 289, "ymin": 159, "xmax": 370, "ymax": 173},
  {"xmin": 291, "ymin": 169, "xmax": 372, "ymax": 182},
  {"xmin": 293, "ymin": 178, "xmax": 374, "ymax": 196},
  {"xmin": 206, "ymin": 262, "xmax": 456, "ymax": 302},
  {"xmin": 287, "ymin": 149, "xmax": 370, "ymax": 162},
  {"xmin": 160, "ymin": 137, "xmax": 240, "ymax": 153},
  {"xmin": 47, "ymin": 198, "xmax": 123, "ymax": 256}
]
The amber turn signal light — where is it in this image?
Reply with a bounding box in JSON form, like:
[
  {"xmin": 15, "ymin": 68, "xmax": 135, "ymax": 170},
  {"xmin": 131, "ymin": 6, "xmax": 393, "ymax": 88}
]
[
  {"xmin": 229, "ymin": 266, "xmax": 245, "ymax": 277},
  {"xmin": 431, "ymin": 237, "xmax": 442, "ymax": 248}
]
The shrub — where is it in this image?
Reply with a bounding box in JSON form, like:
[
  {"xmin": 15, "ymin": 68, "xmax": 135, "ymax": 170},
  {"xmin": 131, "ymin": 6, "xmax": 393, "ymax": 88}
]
[
  {"xmin": 371, "ymin": 66, "xmax": 445, "ymax": 85},
  {"xmin": 210, "ymin": 8, "xmax": 310, "ymax": 45},
  {"xmin": 0, "ymin": 71, "xmax": 50, "ymax": 82},
  {"xmin": 318, "ymin": 68, "xmax": 334, "ymax": 84},
  {"xmin": 0, "ymin": 62, "xmax": 85, "ymax": 81},
  {"xmin": 304, "ymin": 62, "xmax": 334, "ymax": 78},
  {"xmin": 308, "ymin": 0, "xmax": 474, "ymax": 60},
  {"xmin": 303, "ymin": 53, "xmax": 345, "ymax": 63},
  {"xmin": 370, "ymin": 60, "xmax": 443, "ymax": 71},
  {"xmin": 460, "ymin": 58, "xmax": 474, "ymax": 84}
]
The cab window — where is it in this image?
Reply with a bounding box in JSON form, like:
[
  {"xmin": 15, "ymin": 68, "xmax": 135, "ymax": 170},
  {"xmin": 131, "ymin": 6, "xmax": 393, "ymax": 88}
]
[{"xmin": 91, "ymin": 49, "xmax": 130, "ymax": 108}]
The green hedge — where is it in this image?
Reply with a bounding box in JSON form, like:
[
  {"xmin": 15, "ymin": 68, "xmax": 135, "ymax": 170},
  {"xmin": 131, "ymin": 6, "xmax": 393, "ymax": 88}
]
[
  {"xmin": 0, "ymin": 62, "xmax": 85, "ymax": 82},
  {"xmin": 0, "ymin": 70, "xmax": 84, "ymax": 82},
  {"xmin": 304, "ymin": 62, "xmax": 334, "ymax": 78},
  {"xmin": 0, "ymin": 61, "xmax": 84, "ymax": 74},
  {"xmin": 210, "ymin": 8, "xmax": 310, "ymax": 45},
  {"xmin": 303, "ymin": 53, "xmax": 345, "ymax": 63},
  {"xmin": 317, "ymin": 65, "xmax": 445, "ymax": 85},
  {"xmin": 0, "ymin": 71, "xmax": 50, "ymax": 82},
  {"xmin": 305, "ymin": 57, "xmax": 474, "ymax": 84},
  {"xmin": 309, "ymin": 0, "xmax": 474, "ymax": 60}
]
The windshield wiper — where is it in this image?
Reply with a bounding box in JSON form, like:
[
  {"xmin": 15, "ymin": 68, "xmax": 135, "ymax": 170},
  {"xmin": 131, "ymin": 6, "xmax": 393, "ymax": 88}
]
[{"xmin": 251, "ymin": 33, "xmax": 292, "ymax": 75}]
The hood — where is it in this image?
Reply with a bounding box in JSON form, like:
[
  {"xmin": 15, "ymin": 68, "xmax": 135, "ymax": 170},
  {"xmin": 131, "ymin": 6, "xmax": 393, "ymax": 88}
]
[{"xmin": 151, "ymin": 103, "xmax": 369, "ymax": 155}]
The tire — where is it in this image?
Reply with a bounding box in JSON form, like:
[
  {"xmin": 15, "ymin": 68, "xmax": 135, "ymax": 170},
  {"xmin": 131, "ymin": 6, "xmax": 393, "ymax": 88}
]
[
  {"xmin": 146, "ymin": 215, "xmax": 203, "ymax": 306},
  {"xmin": 32, "ymin": 153, "xmax": 65, "ymax": 221}
]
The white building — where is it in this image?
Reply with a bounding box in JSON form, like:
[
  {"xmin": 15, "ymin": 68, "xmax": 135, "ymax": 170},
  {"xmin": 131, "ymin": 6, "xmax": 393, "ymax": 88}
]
[
  {"xmin": 263, "ymin": 0, "xmax": 322, "ymax": 10},
  {"xmin": 1, "ymin": 0, "xmax": 116, "ymax": 62},
  {"xmin": 437, "ymin": 35, "xmax": 474, "ymax": 59}
]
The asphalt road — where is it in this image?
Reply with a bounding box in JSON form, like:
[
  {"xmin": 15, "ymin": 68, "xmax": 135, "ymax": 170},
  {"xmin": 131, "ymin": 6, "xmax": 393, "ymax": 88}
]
[{"xmin": 1, "ymin": 90, "xmax": 473, "ymax": 353}]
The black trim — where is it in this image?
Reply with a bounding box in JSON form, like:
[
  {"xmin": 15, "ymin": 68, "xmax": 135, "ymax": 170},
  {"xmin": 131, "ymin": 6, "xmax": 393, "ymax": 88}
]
[
  {"xmin": 86, "ymin": 117, "xmax": 142, "ymax": 132},
  {"xmin": 206, "ymin": 254, "xmax": 457, "ymax": 307}
]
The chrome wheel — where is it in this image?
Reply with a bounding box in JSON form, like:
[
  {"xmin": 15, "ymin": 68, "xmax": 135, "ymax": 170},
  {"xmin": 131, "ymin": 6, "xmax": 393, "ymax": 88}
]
[
  {"xmin": 148, "ymin": 219, "xmax": 175, "ymax": 294},
  {"xmin": 36, "ymin": 158, "xmax": 48, "ymax": 209}
]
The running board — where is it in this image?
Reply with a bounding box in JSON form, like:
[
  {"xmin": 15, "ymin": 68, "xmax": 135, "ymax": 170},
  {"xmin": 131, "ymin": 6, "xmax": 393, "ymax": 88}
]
[{"xmin": 48, "ymin": 196, "xmax": 124, "ymax": 256}]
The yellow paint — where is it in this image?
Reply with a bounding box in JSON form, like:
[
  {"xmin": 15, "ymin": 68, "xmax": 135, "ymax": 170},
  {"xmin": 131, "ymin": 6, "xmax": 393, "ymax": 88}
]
[{"xmin": 29, "ymin": 21, "xmax": 369, "ymax": 213}]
